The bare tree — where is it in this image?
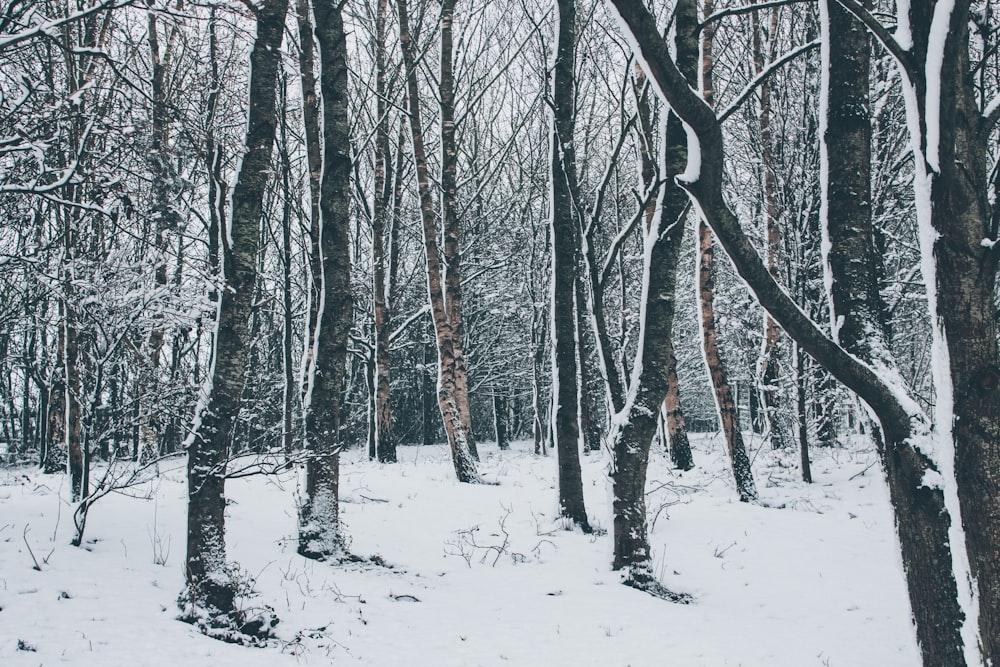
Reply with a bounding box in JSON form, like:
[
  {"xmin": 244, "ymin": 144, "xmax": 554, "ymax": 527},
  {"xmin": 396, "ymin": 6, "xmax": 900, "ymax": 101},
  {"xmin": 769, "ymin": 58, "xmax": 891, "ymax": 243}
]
[
  {"xmin": 298, "ymin": 0, "xmax": 354, "ymax": 560},
  {"xmin": 181, "ymin": 0, "xmax": 288, "ymax": 632},
  {"xmin": 550, "ymin": 0, "xmax": 590, "ymax": 531},
  {"xmin": 608, "ymin": 0, "xmax": 1000, "ymax": 662},
  {"xmin": 396, "ymin": 0, "xmax": 479, "ymax": 482}
]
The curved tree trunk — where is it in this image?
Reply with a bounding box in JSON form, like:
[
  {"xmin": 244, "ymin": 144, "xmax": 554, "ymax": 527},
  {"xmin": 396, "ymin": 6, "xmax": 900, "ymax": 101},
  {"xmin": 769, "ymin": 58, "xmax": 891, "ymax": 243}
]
[
  {"xmin": 634, "ymin": 65, "xmax": 694, "ymax": 472},
  {"xmin": 182, "ymin": 0, "xmax": 287, "ymax": 626},
  {"xmin": 609, "ymin": 0, "xmax": 695, "ymax": 594}
]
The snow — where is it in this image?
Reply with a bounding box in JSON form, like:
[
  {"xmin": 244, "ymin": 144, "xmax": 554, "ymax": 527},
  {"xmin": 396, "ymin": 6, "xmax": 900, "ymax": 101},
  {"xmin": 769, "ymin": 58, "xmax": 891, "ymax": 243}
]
[
  {"xmin": 894, "ymin": 0, "xmax": 913, "ymax": 50},
  {"xmin": 1, "ymin": 437, "xmax": 920, "ymax": 666},
  {"xmin": 923, "ymin": 0, "xmax": 955, "ymax": 173},
  {"xmin": 983, "ymin": 94, "xmax": 1000, "ymax": 124},
  {"xmin": 677, "ymin": 124, "xmax": 702, "ymax": 185}
]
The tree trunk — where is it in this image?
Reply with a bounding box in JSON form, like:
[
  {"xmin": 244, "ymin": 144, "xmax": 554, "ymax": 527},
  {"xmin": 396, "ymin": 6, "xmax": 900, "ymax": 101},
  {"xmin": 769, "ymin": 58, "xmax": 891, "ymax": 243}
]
[
  {"xmin": 372, "ymin": 0, "xmax": 396, "ymax": 464},
  {"xmin": 902, "ymin": 0, "xmax": 1000, "ymax": 660},
  {"xmin": 795, "ymin": 344, "xmax": 812, "ymax": 483},
  {"xmin": 634, "ymin": 65, "xmax": 694, "ymax": 473},
  {"xmin": 664, "ymin": 349, "xmax": 693, "ymax": 471},
  {"xmin": 697, "ymin": 1, "xmax": 756, "ymax": 503},
  {"xmin": 295, "ymin": 0, "xmax": 323, "ymax": 398},
  {"xmin": 607, "ymin": 1, "xmax": 977, "ymax": 662},
  {"xmin": 299, "ymin": 0, "xmax": 353, "ymax": 561},
  {"xmin": 422, "ymin": 337, "xmax": 436, "ymax": 448},
  {"xmin": 609, "ymin": 0, "xmax": 694, "ymax": 596},
  {"xmin": 181, "ymin": 0, "xmax": 287, "ymax": 627},
  {"xmin": 550, "ymin": 0, "xmax": 589, "ymax": 531},
  {"xmin": 396, "ymin": 0, "xmax": 479, "ymax": 482},
  {"xmin": 752, "ymin": 8, "xmax": 792, "ymax": 451},
  {"xmin": 278, "ymin": 77, "xmax": 295, "ymax": 459},
  {"xmin": 139, "ymin": 7, "xmax": 177, "ymax": 463},
  {"xmin": 494, "ymin": 389, "xmax": 509, "ymax": 451},
  {"xmin": 439, "ymin": 0, "xmax": 478, "ymax": 462},
  {"xmin": 575, "ymin": 271, "xmax": 602, "ymax": 453}
]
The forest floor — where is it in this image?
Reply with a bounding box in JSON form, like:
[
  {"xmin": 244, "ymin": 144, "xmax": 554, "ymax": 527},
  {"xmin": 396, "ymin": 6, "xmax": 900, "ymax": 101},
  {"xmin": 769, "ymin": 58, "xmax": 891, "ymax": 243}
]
[{"xmin": 0, "ymin": 432, "xmax": 919, "ymax": 666}]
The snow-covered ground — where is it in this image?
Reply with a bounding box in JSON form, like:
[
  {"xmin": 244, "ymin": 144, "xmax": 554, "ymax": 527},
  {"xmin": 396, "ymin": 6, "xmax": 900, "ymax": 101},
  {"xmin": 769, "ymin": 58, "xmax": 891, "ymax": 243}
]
[{"xmin": 1, "ymin": 434, "xmax": 918, "ymax": 666}]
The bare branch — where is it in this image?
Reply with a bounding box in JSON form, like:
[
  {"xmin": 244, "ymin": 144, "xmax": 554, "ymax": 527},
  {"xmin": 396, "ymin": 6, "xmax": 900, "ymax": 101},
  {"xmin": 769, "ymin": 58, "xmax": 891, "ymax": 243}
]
[{"xmin": 717, "ymin": 40, "xmax": 819, "ymax": 123}]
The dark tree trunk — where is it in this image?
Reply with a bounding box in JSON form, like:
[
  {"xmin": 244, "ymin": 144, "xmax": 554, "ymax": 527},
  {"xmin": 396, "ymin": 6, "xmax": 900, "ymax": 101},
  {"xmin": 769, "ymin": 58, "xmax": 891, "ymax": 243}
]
[
  {"xmin": 550, "ymin": 0, "xmax": 589, "ymax": 531},
  {"xmin": 609, "ymin": 0, "xmax": 694, "ymax": 596},
  {"xmin": 299, "ymin": 0, "xmax": 353, "ymax": 561},
  {"xmin": 278, "ymin": 78, "xmax": 295, "ymax": 459},
  {"xmin": 575, "ymin": 271, "xmax": 603, "ymax": 453},
  {"xmin": 372, "ymin": 0, "xmax": 397, "ymax": 464},
  {"xmin": 634, "ymin": 65, "xmax": 694, "ymax": 473},
  {"xmin": 494, "ymin": 389, "xmax": 509, "ymax": 451},
  {"xmin": 795, "ymin": 344, "xmax": 812, "ymax": 483},
  {"xmin": 607, "ymin": 1, "xmax": 980, "ymax": 663},
  {"xmin": 663, "ymin": 349, "xmax": 693, "ymax": 470},
  {"xmin": 904, "ymin": 0, "xmax": 1000, "ymax": 659},
  {"xmin": 182, "ymin": 0, "xmax": 287, "ymax": 626}
]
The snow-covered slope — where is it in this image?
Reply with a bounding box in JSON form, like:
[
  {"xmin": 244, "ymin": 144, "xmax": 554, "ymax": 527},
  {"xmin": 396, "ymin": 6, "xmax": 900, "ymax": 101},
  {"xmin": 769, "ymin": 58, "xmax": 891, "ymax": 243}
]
[{"xmin": 0, "ymin": 435, "xmax": 918, "ymax": 666}]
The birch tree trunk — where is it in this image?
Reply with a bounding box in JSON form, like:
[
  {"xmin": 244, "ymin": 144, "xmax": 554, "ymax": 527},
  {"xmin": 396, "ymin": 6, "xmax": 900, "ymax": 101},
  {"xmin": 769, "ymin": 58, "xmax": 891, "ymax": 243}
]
[
  {"xmin": 295, "ymin": 0, "xmax": 323, "ymax": 401},
  {"xmin": 439, "ymin": 0, "xmax": 479, "ymax": 461},
  {"xmin": 397, "ymin": 0, "xmax": 479, "ymax": 482},
  {"xmin": 697, "ymin": 0, "xmax": 757, "ymax": 503}
]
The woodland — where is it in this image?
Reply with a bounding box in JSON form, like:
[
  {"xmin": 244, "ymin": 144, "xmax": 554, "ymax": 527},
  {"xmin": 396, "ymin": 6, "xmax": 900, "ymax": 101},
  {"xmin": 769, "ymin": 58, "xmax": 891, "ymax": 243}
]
[{"xmin": 0, "ymin": 0, "xmax": 998, "ymax": 665}]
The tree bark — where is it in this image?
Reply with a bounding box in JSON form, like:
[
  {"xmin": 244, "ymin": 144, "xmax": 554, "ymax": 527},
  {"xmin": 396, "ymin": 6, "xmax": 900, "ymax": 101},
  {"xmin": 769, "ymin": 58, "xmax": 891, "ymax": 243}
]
[
  {"xmin": 609, "ymin": 0, "xmax": 695, "ymax": 596},
  {"xmin": 575, "ymin": 270, "xmax": 603, "ymax": 453},
  {"xmin": 664, "ymin": 349, "xmax": 693, "ymax": 470},
  {"xmin": 894, "ymin": 0, "xmax": 1000, "ymax": 660},
  {"xmin": 753, "ymin": 8, "xmax": 792, "ymax": 452},
  {"xmin": 295, "ymin": 0, "xmax": 323, "ymax": 397},
  {"xmin": 550, "ymin": 0, "xmax": 590, "ymax": 531},
  {"xmin": 278, "ymin": 77, "xmax": 295, "ymax": 459},
  {"xmin": 634, "ymin": 65, "xmax": 694, "ymax": 472},
  {"xmin": 397, "ymin": 0, "xmax": 479, "ymax": 482},
  {"xmin": 494, "ymin": 389, "xmax": 509, "ymax": 450},
  {"xmin": 439, "ymin": 0, "xmax": 478, "ymax": 461},
  {"xmin": 371, "ymin": 0, "xmax": 397, "ymax": 464},
  {"xmin": 698, "ymin": 7, "xmax": 757, "ymax": 502},
  {"xmin": 606, "ymin": 1, "xmax": 977, "ymax": 663},
  {"xmin": 299, "ymin": 0, "xmax": 353, "ymax": 560},
  {"xmin": 182, "ymin": 0, "xmax": 287, "ymax": 625}
]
